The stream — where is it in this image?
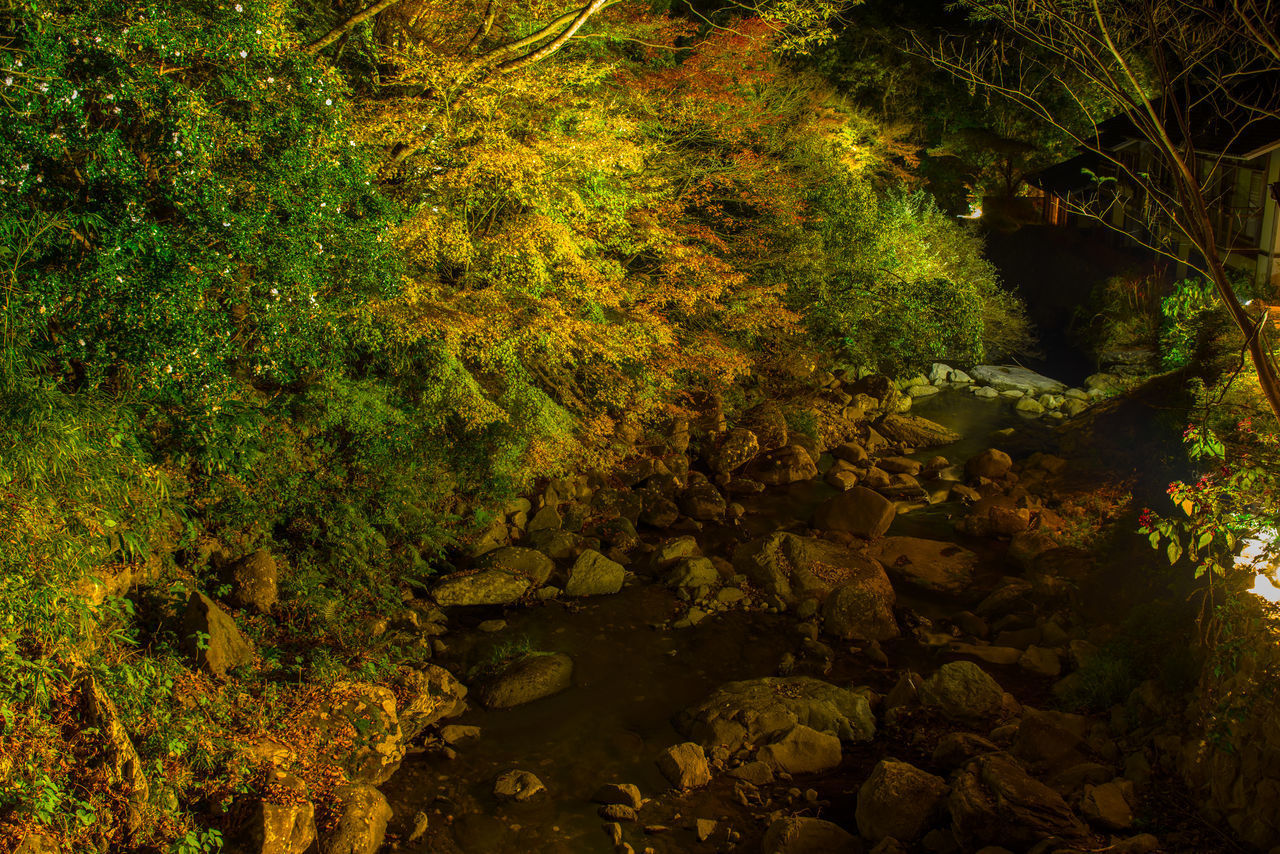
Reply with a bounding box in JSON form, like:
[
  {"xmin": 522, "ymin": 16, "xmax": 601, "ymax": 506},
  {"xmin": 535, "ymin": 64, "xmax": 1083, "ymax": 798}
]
[{"xmin": 379, "ymin": 387, "xmax": 1160, "ymax": 853}]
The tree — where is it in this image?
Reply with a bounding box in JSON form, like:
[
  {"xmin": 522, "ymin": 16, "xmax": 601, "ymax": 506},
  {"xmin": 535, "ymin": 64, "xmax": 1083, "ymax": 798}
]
[{"xmin": 920, "ymin": 0, "xmax": 1280, "ymax": 424}]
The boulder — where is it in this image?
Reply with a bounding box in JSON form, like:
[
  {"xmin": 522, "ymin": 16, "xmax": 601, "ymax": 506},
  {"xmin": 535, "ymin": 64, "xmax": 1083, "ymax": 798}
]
[
  {"xmin": 182, "ymin": 592, "xmax": 254, "ymax": 679},
  {"xmin": 758, "ymin": 725, "xmax": 842, "ymax": 775},
  {"xmin": 493, "ymin": 769, "xmax": 546, "ymax": 802},
  {"xmin": 848, "ymin": 374, "xmax": 902, "ymax": 411},
  {"xmin": 751, "ymin": 445, "xmax": 819, "ymax": 485},
  {"xmin": 813, "ymin": 487, "xmax": 895, "ymax": 538},
  {"xmin": 677, "ymin": 676, "xmax": 876, "ymax": 749},
  {"xmin": 593, "ymin": 783, "xmax": 643, "ymax": 809},
  {"xmin": 226, "ymin": 549, "xmax": 279, "ymax": 613},
  {"xmin": 665, "ymin": 557, "xmax": 719, "ymax": 590},
  {"xmin": 964, "ymin": 449, "xmax": 1012, "ymax": 481},
  {"xmin": 657, "ymin": 742, "xmax": 712, "ymax": 789},
  {"xmin": 432, "ymin": 568, "xmax": 530, "ymax": 607},
  {"xmin": 969, "ymin": 366, "xmax": 1067, "ymax": 395},
  {"xmin": 825, "ymin": 468, "xmax": 859, "ymax": 491},
  {"xmin": 949, "ymin": 754, "xmax": 1088, "ymax": 850},
  {"xmin": 732, "ymin": 534, "xmax": 897, "ymax": 638},
  {"xmin": 877, "ymin": 456, "xmax": 922, "ymax": 475},
  {"xmin": 1082, "ymin": 781, "xmax": 1134, "ymax": 830},
  {"xmin": 742, "ymin": 401, "xmax": 790, "ymax": 451},
  {"xmin": 728, "ymin": 760, "xmax": 775, "ymax": 785},
  {"xmin": 875, "ymin": 414, "xmax": 960, "ymax": 448},
  {"xmin": 649, "ymin": 536, "xmax": 700, "ymax": 565},
  {"xmin": 639, "ymin": 492, "xmax": 680, "ymax": 528},
  {"xmin": 962, "ymin": 497, "xmax": 1031, "ymax": 538},
  {"xmin": 395, "ymin": 665, "xmax": 468, "ymax": 741},
  {"xmin": 319, "ymin": 784, "xmax": 391, "ymax": 854},
  {"xmin": 709, "ymin": 427, "xmax": 760, "ymax": 474},
  {"xmin": 302, "ymin": 683, "xmax": 404, "ymax": 785},
  {"xmin": 833, "ymin": 442, "xmax": 869, "ymax": 464},
  {"xmin": 856, "ymin": 759, "xmax": 949, "ymax": 843},
  {"xmin": 822, "ymin": 575, "xmax": 899, "ymax": 642},
  {"xmin": 762, "ymin": 817, "xmax": 859, "ymax": 854},
  {"xmin": 525, "ymin": 529, "xmax": 588, "ymax": 560},
  {"xmin": 867, "ymin": 537, "xmax": 977, "ymax": 596},
  {"xmin": 526, "ymin": 505, "xmax": 562, "ymax": 533},
  {"xmin": 920, "ymin": 661, "xmax": 1005, "ymax": 724},
  {"xmin": 78, "ymin": 674, "xmax": 148, "ymax": 830},
  {"xmin": 478, "ymin": 547, "xmax": 555, "ymax": 586},
  {"xmin": 233, "ymin": 770, "xmax": 317, "ymax": 854},
  {"xmin": 565, "ymin": 550, "xmax": 625, "ymax": 596},
  {"xmin": 598, "ymin": 804, "xmax": 637, "ymax": 823},
  {"xmin": 928, "ymin": 363, "xmax": 956, "ymax": 384},
  {"xmin": 678, "ymin": 481, "xmax": 727, "ymax": 521},
  {"xmin": 932, "ymin": 733, "xmax": 1001, "ymax": 771},
  {"xmin": 1018, "ymin": 646, "xmax": 1062, "ymax": 677},
  {"xmin": 475, "ymin": 653, "xmax": 573, "ymax": 709}
]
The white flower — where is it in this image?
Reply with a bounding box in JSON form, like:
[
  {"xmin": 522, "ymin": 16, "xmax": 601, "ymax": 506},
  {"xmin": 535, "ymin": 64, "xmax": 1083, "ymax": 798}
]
[
  {"xmin": 165, "ymin": 365, "xmax": 173, "ymax": 373},
  {"xmin": 235, "ymin": 3, "xmax": 243, "ymax": 9},
  {"xmin": 223, "ymin": 221, "xmax": 230, "ymax": 227},
  {"xmin": 325, "ymin": 98, "xmax": 332, "ymax": 105},
  {"xmin": 239, "ymin": 50, "xmax": 247, "ymax": 58},
  {"xmin": 270, "ymin": 288, "xmax": 278, "ymax": 295},
  {"xmin": 266, "ymin": 76, "xmax": 274, "ymax": 83},
  {"xmin": 4, "ymin": 78, "xmax": 11, "ymax": 87}
]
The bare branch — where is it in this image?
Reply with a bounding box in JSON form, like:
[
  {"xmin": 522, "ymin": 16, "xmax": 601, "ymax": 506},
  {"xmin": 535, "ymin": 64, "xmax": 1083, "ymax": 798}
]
[{"xmin": 305, "ymin": 0, "xmax": 406, "ymax": 55}]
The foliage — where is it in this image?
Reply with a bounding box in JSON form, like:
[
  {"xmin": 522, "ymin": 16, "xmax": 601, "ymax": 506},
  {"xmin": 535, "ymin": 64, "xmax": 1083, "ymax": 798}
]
[
  {"xmin": 1140, "ymin": 420, "xmax": 1280, "ymax": 585},
  {"xmin": 1159, "ymin": 278, "xmax": 1218, "ymax": 370},
  {"xmin": 793, "ymin": 184, "xmax": 1032, "ymax": 370},
  {"xmin": 0, "ymin": 0, "xmax": 1039, "ymax": 846}
]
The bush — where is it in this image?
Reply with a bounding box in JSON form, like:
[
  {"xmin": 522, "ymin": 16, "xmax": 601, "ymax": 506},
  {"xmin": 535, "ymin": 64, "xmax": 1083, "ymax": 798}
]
[{"xmin": 794, "ymin": 183, "xmax": 1033, "ymax": 372}]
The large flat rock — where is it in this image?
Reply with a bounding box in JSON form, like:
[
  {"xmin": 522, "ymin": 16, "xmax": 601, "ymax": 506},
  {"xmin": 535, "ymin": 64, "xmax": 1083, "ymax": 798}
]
[
  {"xmin": 868, "ymin": 536, "xmax": 978, "ymax": 595},
  {"xmin": 970, "ymin": 365, "xmax": 1067, "ymax": 395}
]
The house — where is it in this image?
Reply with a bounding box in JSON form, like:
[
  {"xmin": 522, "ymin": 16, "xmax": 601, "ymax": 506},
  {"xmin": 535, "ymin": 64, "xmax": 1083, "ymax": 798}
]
[{"xmin": 1027, "ymin": 112, "xmax": 1280, "ymax": 292}]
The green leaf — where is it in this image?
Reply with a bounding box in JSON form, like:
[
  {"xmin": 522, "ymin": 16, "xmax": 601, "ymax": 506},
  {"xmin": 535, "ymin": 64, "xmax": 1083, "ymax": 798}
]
[
  {"xmin": 1167, "ymin": 540, "xmax": 1183, "ymax": 565},
  {"xmin": 1148, "ymin": 531, "xmax": 1161, "ymax": 549}
]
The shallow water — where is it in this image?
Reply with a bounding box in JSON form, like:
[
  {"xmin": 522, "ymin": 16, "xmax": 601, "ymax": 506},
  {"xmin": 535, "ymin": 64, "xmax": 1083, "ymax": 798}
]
[{"xmin": 382, "ymin": 585, "xmax": 801, "ymax": 852}]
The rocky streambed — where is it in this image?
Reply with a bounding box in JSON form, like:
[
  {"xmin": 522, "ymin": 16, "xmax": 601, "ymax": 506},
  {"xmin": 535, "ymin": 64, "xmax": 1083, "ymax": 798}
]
[{"xmin": 253, "ymin": 364, "xmax": 1223, "ymax": 854}]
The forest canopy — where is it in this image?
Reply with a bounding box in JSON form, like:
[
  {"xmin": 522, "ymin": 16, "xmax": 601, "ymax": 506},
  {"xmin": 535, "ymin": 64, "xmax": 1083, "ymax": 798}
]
[{"xmin": 0, "ymin": 2, "xmax": 1033, "ymax": 845}]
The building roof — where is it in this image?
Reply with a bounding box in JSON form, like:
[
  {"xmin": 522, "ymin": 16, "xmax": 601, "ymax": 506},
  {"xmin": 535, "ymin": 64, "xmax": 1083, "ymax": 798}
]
[{"xmin": 1088, "ymin": 89, "xmax": 1280, "ymax": 161}]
